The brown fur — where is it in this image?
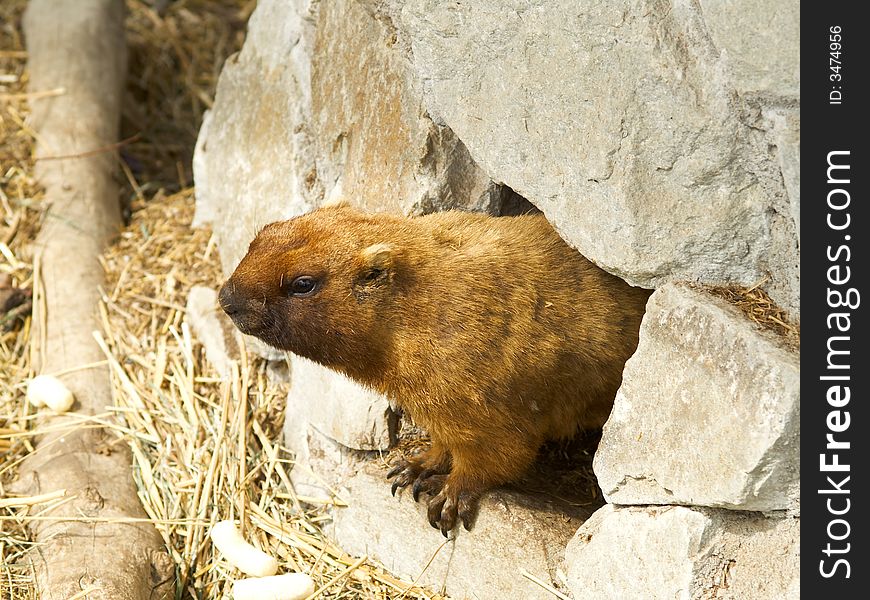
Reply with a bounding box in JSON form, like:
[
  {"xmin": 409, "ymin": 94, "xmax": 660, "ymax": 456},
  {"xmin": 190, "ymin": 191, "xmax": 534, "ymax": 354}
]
[{"xmin": 219, "ymin": 205, "xmax": 650, "ymax": 534}]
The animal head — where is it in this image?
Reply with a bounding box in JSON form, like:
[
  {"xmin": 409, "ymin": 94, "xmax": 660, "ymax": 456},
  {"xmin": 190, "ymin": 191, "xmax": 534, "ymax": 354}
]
[{"xmin": 218, "ymin": 205, "xmax": 401, "ymax": 368}]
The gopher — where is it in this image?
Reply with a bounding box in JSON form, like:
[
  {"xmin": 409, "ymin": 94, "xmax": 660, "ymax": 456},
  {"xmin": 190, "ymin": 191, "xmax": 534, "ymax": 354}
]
[{"xmin": 219, "ymin": 203, "xmax": 650, "ymax": 534}]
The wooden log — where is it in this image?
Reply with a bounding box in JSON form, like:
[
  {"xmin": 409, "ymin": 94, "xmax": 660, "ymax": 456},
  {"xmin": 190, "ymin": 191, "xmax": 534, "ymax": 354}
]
[{"xmin": 16, "ymin": 1, "xmax": 173, "ymax": 597}]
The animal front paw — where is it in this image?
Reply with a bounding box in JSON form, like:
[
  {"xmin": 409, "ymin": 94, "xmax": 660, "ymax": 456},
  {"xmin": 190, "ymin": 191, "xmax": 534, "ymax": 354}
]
[
  {"xmin": 426, "ymin": 486, "xmax": 480, "ymax": 537},
  {"xmin": 386, "ymin": 459, "xmax": 447, "ymax": 501}
]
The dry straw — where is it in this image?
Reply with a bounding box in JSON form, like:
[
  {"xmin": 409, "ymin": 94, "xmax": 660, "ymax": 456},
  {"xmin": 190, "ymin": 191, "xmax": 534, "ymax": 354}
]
[
  {"xmin": 702, "ymin": 279, "xmax": 800, "ymax": 350},
  {"xmin": 2, "ymin": 1, "xmax": 43, "ymax": 597}
]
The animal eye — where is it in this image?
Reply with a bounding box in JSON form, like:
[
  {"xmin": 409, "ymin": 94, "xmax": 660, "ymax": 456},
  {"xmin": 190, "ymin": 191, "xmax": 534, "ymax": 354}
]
[{"xmin": 289, "ymin": 276, "xmax": 318, "ymax": 296}]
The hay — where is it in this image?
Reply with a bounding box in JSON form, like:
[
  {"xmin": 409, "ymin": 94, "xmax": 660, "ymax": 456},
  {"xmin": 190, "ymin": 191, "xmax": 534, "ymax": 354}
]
[
  {"xmin": 702, "ymin": 280, "xmax": 800, "ymax": 350},
  {"xmin": 121, "ymin": 0, "xmax": 254, "ymax": 194},
  {"xmin": 1, "ymin": 1, "xmax": 43, "ymax": 597}
]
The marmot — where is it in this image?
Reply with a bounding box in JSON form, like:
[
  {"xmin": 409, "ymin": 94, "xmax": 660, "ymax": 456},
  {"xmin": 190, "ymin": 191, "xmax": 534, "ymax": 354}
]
[{"xmin": 219, "ymin": 203, "xmax": 650, "ymax": 535}]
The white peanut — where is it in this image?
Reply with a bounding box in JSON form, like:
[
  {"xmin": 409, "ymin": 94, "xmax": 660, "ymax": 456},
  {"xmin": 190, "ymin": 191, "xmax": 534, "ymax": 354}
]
[
  {"xmin": 26, "ymin": 375, "xmax": 75, "ymax": 413},
  {"xmin": 210, "ymin": 520, "xmax": 279, "ymax": 577}
]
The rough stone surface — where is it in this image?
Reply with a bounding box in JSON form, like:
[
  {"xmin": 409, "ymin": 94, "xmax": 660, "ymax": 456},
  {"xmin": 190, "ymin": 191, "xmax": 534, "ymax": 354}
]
[
  {"xmin": 311, "ymin": 0, "xmax": 502, "ymax": 217},
  {"xmin": 565, "ymin": 504, "xmax": 799, "ymax": 600},
  {"xmin": 193, "ymin": 0, "xmax": 506, "ymax": 284},
  {"xmin": 193, "ymin": 0, "xmax": 320, "ymax": 276},
  {"xmin": 332, "ymin": 462, "xmax": 586, "ymax": 600},
  {"xmin": 281, "ymin": 358, "xmax": 394, "ymax": 498},
  {"xmin": 765, "ymin": 108, "xmax": 801, "ymax": 248},
  {"xmin": 283, "ymin": 418, "xmax": 593, "ymax": 600},
  {"xmin": 698, "ymin": 0, "xmax": 800, "ymax": 97},
  {"xmin": 594, "ymin": 284, "xmax": 800, "ymax": 512},
  {"xmin": 287, "ymin": 356, "xmax": 395, "ymax": 452},
  {"xmin": 400, "ymin": 0, "xmax": 800, "ymax": 316},
  {"xmin": 282, "ymin": 415, "xmax": 367, "ymax": 499},
  {"xmin": 185, "ymin": 286, "xmax": 241, "ymax": 379}
]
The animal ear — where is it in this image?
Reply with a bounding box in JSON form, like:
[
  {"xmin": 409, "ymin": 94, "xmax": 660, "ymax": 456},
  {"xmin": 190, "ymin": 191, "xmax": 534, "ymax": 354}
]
[
  {"xmin": 354, "ymin": 243, "xmax": 395, "ymax": 294},
  {"xmin": 360, "ymin": 243, "xmax": 393, "ymax": 272},
  {"xmin": 321, "ymin": 195, "xmax": 350, "ymax": 209}
]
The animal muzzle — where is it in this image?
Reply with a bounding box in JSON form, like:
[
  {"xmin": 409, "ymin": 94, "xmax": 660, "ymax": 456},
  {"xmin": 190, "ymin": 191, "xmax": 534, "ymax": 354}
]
[
  {"xmin": 218, "ymin": 281, "xmax": 243, "ymax": 317},
  {"xmin": 217, "ymin": 280, "xmax": 261, "ymax": 336}
]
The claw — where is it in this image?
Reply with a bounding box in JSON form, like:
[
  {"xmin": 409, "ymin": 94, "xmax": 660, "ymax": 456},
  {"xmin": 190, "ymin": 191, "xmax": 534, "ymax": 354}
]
[
  {"xmin": 440, "ymin": 496, "xmax": 457, "ymax": 532},
  {"xmin": 391, "ymin": 480, "xmax": 400, "ymax": 497},
  {"xmin": 386, "ymin": 464, "xmax": 404, "ymax": 479},
  {"xmin": 422, "ymin": 487, "xmax": 481, "ymax": 533},
  {"xmin": 427, "ymin": 494, "xmax": 446, "ymax": 529},
  {"xmin": 427, "ymin": 489, "xmax": 459, "ymax": 534},
  {"xmin": 411, "ymin": 469, "xmax": 434, "ymax": 501},
  {"xmin": 458, "ymin": 491, "xmax": 479, "ymax": 531}
]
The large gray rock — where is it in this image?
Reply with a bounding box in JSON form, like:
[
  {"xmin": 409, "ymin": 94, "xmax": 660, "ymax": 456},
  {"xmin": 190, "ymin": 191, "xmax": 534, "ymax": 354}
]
[
  {"xmin": 185, "ymin": 286, "xmax": 241, "ymax": 380},
  {"xmin": 594, "ymin": 284, "xmax": 800, "ymax": 512},
  {"xmin": 311, "ymin": 0, "xmax": 501, "ymax": 216},
  {"xmin": 765, "ymin": 108, "xmax": 801, "ymax": 248},
  {"xmin": 287, "ymin": 356, "xmax": 395, "ymax": 452},
  {"xmin": 193, "ymin": 0, "xmax": 320, "ymax": 275},
  {"xmin": 194, "ymin": 0, "xmax": 504, "ymax": 282},
  {"xmin": 400, "ymin": 0, "xmax": 800, "ymax": 316},
  {"xmin": 332, "ymin": 462, "xmax": 585, "ymax": 600},
  {"xmin": 281, "ymin": 357, "xmax": 394, "ymax": 497},
  {"xmin": 698, "ymin": 0, "xmax": 800, "ymax": 97},
  {"xmin": 565, "ymin": 504, "xmax": 799, "ymax": 600},
  {"xmin": 285, "ymin": 406, "xmax": 593, "ymax": 600},
  {"xmin": 282, "ymin": 416, "xmax": 368, "ymax": 499}
]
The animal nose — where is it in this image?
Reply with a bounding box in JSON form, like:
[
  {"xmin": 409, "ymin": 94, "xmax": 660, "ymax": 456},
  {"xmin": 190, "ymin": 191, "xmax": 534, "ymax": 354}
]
[{"xmin": 218, "ymin": 282, "xmax": 241, "ymax": 316}]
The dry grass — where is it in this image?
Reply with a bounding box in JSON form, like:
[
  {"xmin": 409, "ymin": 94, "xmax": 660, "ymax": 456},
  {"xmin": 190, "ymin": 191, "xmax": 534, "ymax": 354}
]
[
  {"xmin": 1, "ymin": 1, "xmax": 43, "ymax": 598},
  {"xmin": 703, "ymin": 280, "xmax": 800, "ymax": 350},
  {"xmin": 2, "ymin": 1, "xmax": 445, "ymax": 598},
  {"xmin": 120, "ymin": 0, "xmax": 254, "ymax": 196}
]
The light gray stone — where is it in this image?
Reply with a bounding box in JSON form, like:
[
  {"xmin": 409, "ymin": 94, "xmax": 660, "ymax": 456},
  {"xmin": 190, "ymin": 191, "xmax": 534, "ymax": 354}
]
[
  {"xmin": 400, "ymin": 0, "xmax": 800, "ymax": 315},
  {"xmin": 594, "ymin": 284, "xmax": 800, "ymax": 512},
  {"xmin": 281, "ymin": 357, "xmax": 394, "ymax": 497},
  {"xmin": 698, "ymin": 0, "xmax": 800, "ymax": 97},
  {"xmin": 282, "ymin": 416, "xmax": 366, "ymax": 499},
  {"xmin": 192, "ymin": 0, "xmax": 320, "ymax": 276},
  {"xmin": 765, "ymin": 108, "xmax": 800, "ymax": 248},
  {"xmin": 283, "ymin": 355, "xmax": 397, "ymax": 498},
  {"xmin": 332, "ymin": 462, "xmax": 583, "ymax": 600},
  {"xmin": 193, "ymin": 0, "xmax": 506, "ymax": 285},
  {"xmin": 565, "ymin": 504, "xmax": 799, "ymax": 600},
  {"xmin": 310, "ymin": 0, "xmax": 502, "ymax": 217},
  {"xmin": 287, "ymin": 356, "xmax": 395, "ymax": 452},
  {"xmin": 283, "ymin": 418, "xmax": 590, "ymax": 600},
  {"xmin": 566, "ymin": 505, "xmax": 710, "ymax": 600},
  {"xmin": 185, "ymin": 286, "xmax": 240, "ymax": 379}
]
